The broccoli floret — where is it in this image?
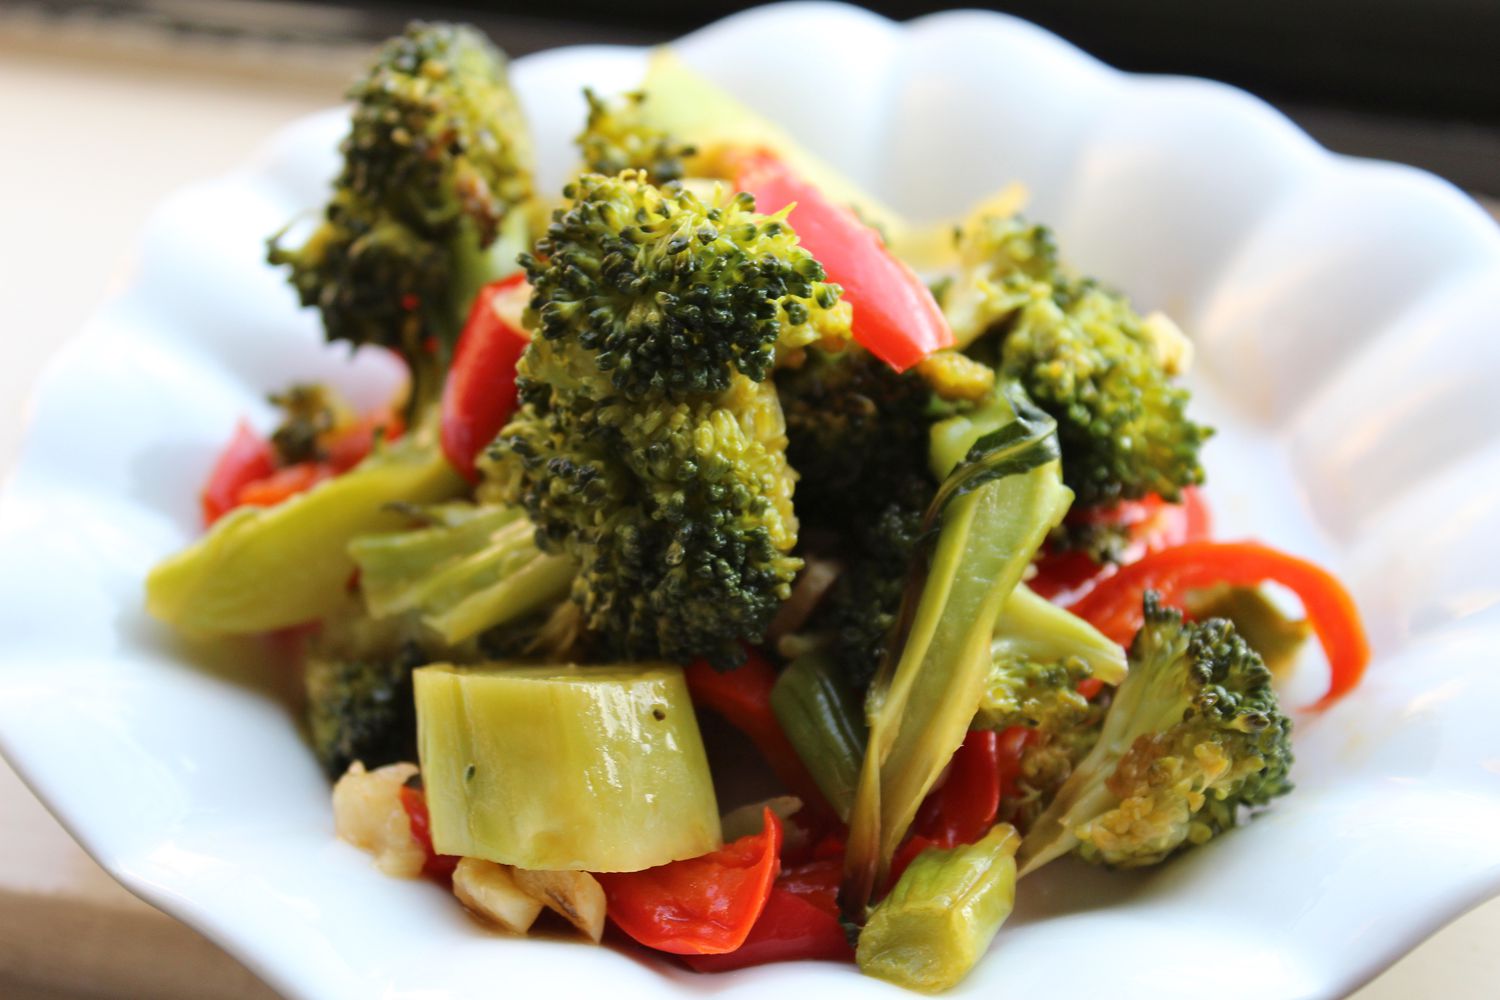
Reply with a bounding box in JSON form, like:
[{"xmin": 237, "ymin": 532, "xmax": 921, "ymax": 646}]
[
  {"xmin": 268, "ymin": 383, "xmax": 353, "ymax": 466},
  {"xmin": 775, "ymin": 346, "xmax": 937, "ymax": 688},
  {"xmin": 268, "ymin": 22, "xmax": 534, "ymax": 407},
  {"xmin": 576, "ymin": 88, "xmax": 696, "ymax": 184},
  {"xmin": 974, "ymin": 584, "xmax": 1125, "ymax": 830},
  {"xmin": 1016, "ymin": 593, "xmax": 1294, "ymax": 874},
  {"xmin": 493, "ymin": 171, "xmax": 850, "ymax": 668},
  {"xmin": 942, "ymin": 214, "xmax": 1212, "ymax": 507},
  {"xmin": 303, "ymin": 605, "xmax": 440, "ymax": 778}
]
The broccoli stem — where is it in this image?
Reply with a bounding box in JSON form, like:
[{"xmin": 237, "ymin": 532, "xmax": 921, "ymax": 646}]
[
  {"xmin": 991, "ymin": 583, "xmax": 1127, "ymax": 687},
  {"xmin": 856, "ymin": 824, "xmax": 1021, "ymax": 992},
  {"xmin": 770, "ymin": 652, "xmax": 867, "ymax": 822},
  {"xmin": 842, "ymin": 386, "xmax": 1073, "ymax": 920}
]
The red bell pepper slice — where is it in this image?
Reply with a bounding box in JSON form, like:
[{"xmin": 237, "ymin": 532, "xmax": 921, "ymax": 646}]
[
  {"xmin": 234, "ymin": 462, "xmax": 334, "ymax": 509},
  {"xmin": 201, "ymin": 420, "xmax": 277, "ymax": 525},
  {"xmin": 733, "ymin": 153, "xmax": 952, "ymax": 372},
  {"xmin": 912, "ymin": 730, "xmax": 1001, "ymax": 849},
  {"xmin": 685, "ymin": 653, "xmax": 834, "ymax": 820},
  {"xmin": 397, "ymin": 785, "xmax": 459, "ymax": 883},
  {"xmin": 441, "ymin": 272, "xmax": 531, "ymax": 481},
  {"xmin": 1029, "ymin": 488, "xmax": 1210, "ymax": 602},
  {"xmin": 597, "ymin": 807, "xmax": 783, "ymax": 955},
  {"xmin": 1066, "ymin": 540, "xmax": 1370, "ymax": 710},
  {"xmin": 681, "ymin": 860, "xmax": 854, "ymax": 972}
]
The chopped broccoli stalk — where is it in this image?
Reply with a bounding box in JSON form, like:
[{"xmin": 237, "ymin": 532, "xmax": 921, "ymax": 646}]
[
  {"xmin": 349, "ymin": 501, "xmax": 577, "ymax": 646},
  {"xmin": 942, "ymin": 212, "xmax": 1212, "ymax": 506},
  {"xmin": 1016, "ymin": 594, "xmax": 1294, "ymax": 875},
  {"xmin": 576, "ymin": 88, "xmax": 695, "ymax": 183},
  {"xmin": 842, "ymin": 385, "xmax": 1073, "ymax": 917},
  {"xmin": 1184, "ymin": 584, "xmax": 1313, "ymax": 678},
  {"xmin": 770, "ymin": 652, "xmax": 867, "ymax": 821},
  {"xmin": 991, "ymin": 583, "xmax": 1128, "ymax": 690},
  {"xmin": 267, "ymin": 22, "xmax": 535, "ymax": 411},
  {"xmin": 146, "ymin": 433, "xmax": 463, "ymax": 634},
  {"xmin": 856, "ymin": 824, "xmax": 1021, "ymax": 993},
  {"xmin": 493, "ymin": 170, "xmax": 851, "ymax": 668}
]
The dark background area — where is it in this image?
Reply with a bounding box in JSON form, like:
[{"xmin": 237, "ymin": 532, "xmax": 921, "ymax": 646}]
[{"xmin": 16, "ymin": 0, "xmax": 1500, "ymax": 195}]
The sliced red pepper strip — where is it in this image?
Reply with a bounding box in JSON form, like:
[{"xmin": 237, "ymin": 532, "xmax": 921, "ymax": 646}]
[
  {"xmin": 1029, "ymin": 488, "xmax": 1210, "ymax": 602},
  {"xmin": 397, "ymin": 785, "xmax": 459, "ymax": 882},
  {"xmin": 685, "ymin": 653, "xmax": 834, "ymax": 820},
  {"xmin": 234, "ymin": 461, "xmax": 334, "ymax": 509},
  {"xmin": 1067, "ymin": 540, "xmax": 1370, "ymax": 710},
  {"xmin": 324, "ymin": 406, "xmax": 404, "ymax": 473},
  {"xmin": 680, "ymin": 884, "xmax": 853, "ymax": 972},
  {"xmin": 912, "ymin": 729, "xmax": 1001, "ymax": 848},
  {"xmin": 441, "ymin": 272, "xmax": 530, "ymax": 482},
  {"xmin": 993, "ymin": 725, "xmax": 1036, "ymax": 803},
  {"xmin": 733, "ymin": 152, "xmax": 952, "ymax": 372},
  {"xmin": 597, "ymin": 807, "xmax": 783, "ymax": 955},
  {"xmin": 201, "ymin": 420, "xmax": 276, "ymax": 525}
]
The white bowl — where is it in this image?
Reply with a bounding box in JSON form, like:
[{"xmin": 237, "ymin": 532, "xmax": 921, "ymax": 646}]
[{"xmin": 3, "ymin": 3, "xmax": 1500, "ymax": 997}]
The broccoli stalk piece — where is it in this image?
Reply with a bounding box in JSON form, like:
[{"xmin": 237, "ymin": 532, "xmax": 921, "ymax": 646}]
[
  {"xmin": 348, "ymin": 501, "xmax": 576, "ymax": 647},
  {"xmin": 842, "ymin": 384, "xmax": 1073, "ymax": 919},
  {"xmin": 1015, "ymin": 593, "xmax": 1294, "ymax": 875},
  {"xmin": 493, "ymin": 170, "xmax": 851, "ymax": 668},
  {"xmin": 942, "ymin": 213, "xmax": 1212, "ymax": 507},
  {"xmin": 268, "ymin": 22, "xmax": 535, "ymax": 411}
]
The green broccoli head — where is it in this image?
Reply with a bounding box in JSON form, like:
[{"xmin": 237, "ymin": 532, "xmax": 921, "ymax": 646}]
[
  {"xmin": 522, "ymin": 170, "xmax": 851, "ymax": 401},
  {"xmin": 305, "ymin": 643, "xmax": 424, "ymax": 779},
  {"xmin": 268, "ymin": 22, "xmax": 534, "ymax": 398},
  {"xmin": 576, "ymin": 88, "xmax": 696, "ymax": 184},
  {"xmin": 1003, "ymin": 286, "xmax": 1210, "ymax": 506},
  {"xmin": 493, "ymin": 171, "xmax": 847, "ymax": 668},
  {"xmin": 942, "ymin": 213, "xmax": 1212, "ymax": 507},
  {"xmin": 774, "ymin": 346, "xmax": 938, "ymax": 687},
  {"xmin": 1016, "ymin": 593, "xmax": 1293, "ymax": 874}
]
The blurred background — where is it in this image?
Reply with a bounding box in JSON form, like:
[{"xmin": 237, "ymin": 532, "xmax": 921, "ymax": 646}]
[{"xmin": 1, "ymin": 2, "xmax": 1496, "ymax": 998}]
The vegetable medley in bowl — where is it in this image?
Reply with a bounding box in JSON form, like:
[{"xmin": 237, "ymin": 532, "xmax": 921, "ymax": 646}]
[{"xmin": 143, "ymin": 21, "xmax": 1370, "ymax": 993}]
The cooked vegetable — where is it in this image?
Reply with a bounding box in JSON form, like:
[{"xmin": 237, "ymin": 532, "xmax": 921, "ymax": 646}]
[
  {"xmin": 735, "ymin": 152, "xmax": 953, "ymax": 371},
  {"xmin": 1183, "ymin": 584, "xmax": 1313, "ymax": 679},
  {"xmin": 596, "ymin": 806, "xmax": 782, "ymax": 955},
  {"xmin": 414, "ymin": 663, "xmax": 720, "ymax": 871},
  {"xmin": 331, "ymin": 761, "xmax": 427, "ymax": 878},
  {"xmin": 1017, "ymin": 594, "xmax": 1294, "ymax": 874},
  {"xmin": 684, "ymin": 652, "xmax": 831, "ymax": 815},
  {"xmin": 349, "ymin": 500, "xmax": 575, "ymax": 646},
  {"xmin": 453, "ymin": 858, "xmax": 544, "ymax": 933},
  {"xmin": 267, "ymin": 21, "xmax": 534, "ymax": 409},
  {"xmin": 770, "ymin": 652, "xmax": 866, "ymax": 821},
  {"xmin": 398, "ymin": 785, "xmax": 459, "ymax": 881},
  {"xmin": 842, "ymin": 385, "xmax": 1073, "ymax": 917},
  {"xmin": 943, "ymin": 213, "xmax": 1211, "ymax": 507},
  {"xmin": 201, "ymin": 421, "xmax": 277, "ymax": 525},
  {"xmin": 776, "ymin": 345, "xmax": 937, "ymax": 689},
  {"xmin": 1067, "ymin": 541, "xmax": 1370, "ymax": 710},
  {"xmin": 304, "ymin": 615, "xmax": 431, "ymax": 778},
  {"xmin": 681, "ymin": 857, "xmax": 853, "ymax": 971},
  {"xmin": 576, "ymin": 88, "xmax": 695, "ymax": 183},
  {"xmin": 440, "ymin": 273, "xmax": 531, "ymax": 480},
  {"xmin": 511, "ymin": 868, "xmax": 608, "ymax": 942},
  {"xmin": 146, "ymin": 434, "xmax": 463, "ymax": 634},
  {"xmin": 494, "ymin": 169, "xmax": 850, "ymax": 668},
  {"xmin": 857, "ymin": 824, "xmax": 1021, "ymax": 993}
]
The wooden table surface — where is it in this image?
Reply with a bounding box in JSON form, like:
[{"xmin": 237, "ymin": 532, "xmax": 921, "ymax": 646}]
[{"xmin": 1, "ymin": 21, "xmax": 1496, "ymax": 1000}]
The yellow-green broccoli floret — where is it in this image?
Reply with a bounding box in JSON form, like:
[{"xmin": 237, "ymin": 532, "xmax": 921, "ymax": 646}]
[
  {"xmin": 268, "ymin": 22, "xmax": 534, "ymax": 404},
  {"xmin": 943, "ymin": 214, "xmax": 1212, "ymax": 507},
  {"xmin": 576, "ymin": 88, "xmax": 696, "ymax": 184},
  {"xmin": 1017, "ymin": 593, "xmax": 1294, "ymax": 874}
]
